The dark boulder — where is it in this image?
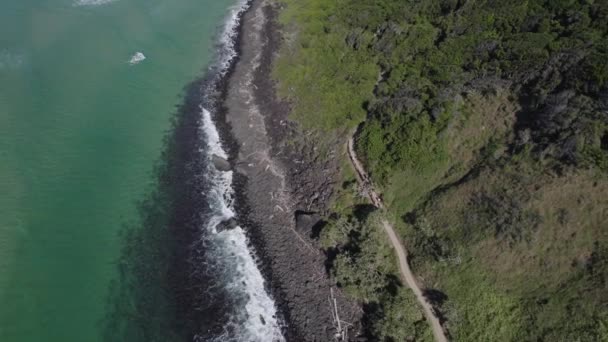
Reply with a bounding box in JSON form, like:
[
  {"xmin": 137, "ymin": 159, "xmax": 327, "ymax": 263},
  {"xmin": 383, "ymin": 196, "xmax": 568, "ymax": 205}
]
[
  {"xmin": 212, "ymin": 154, "xmax": 231, "ymax": 172},
  {"xmin": 216, "ymin": 218, "xmax": 238, "ymax": 232}
]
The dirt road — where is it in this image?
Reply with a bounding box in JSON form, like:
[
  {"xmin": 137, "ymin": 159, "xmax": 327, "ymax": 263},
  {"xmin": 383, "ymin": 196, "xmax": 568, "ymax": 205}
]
[{"xmin": 347, "ymin": 135, "xmax": 448, "ymax": 342}]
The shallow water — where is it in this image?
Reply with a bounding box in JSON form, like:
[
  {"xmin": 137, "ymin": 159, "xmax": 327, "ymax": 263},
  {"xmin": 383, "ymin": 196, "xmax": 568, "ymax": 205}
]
[{"xmin": 0, "ymin": 0, "xmax": 282, "ymax": 340}]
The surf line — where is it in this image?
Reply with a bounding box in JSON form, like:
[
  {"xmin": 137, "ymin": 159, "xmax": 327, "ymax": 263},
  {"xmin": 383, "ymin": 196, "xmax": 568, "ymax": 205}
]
[{"xmin": 193, "ymin": 1, "xmax": 285, "ymax": 341}]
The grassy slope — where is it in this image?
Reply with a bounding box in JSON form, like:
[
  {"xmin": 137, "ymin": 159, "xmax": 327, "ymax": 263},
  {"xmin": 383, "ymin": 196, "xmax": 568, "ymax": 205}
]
[{"xmin": 273, "ymin": 0, "xmax": 608, "ymax": 340}]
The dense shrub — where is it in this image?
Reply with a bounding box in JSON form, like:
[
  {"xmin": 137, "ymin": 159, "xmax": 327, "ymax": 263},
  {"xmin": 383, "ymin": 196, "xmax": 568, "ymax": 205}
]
[{"xmin": 275, "ymin": 0, "xmax": 608, "ymax": 340}]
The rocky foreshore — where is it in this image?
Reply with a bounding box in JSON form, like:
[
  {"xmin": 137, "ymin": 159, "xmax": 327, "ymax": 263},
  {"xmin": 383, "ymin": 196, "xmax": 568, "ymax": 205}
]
[{"xmin": 220, "ymin": 0, "xmax": 364, "ymax": 340}]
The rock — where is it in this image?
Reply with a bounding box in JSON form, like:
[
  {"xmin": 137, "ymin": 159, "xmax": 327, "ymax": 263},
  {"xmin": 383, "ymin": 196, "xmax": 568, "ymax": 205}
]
[
  {"xmin": 216, "ymin": 218, "xmax": 238, "ymax": 232},
  {"xmin": 295, "ymin": 211, "xmax": 321, "ymax": 236},
  {"xmin": 212, "ymin": 154, "xmax": 231, "ymax": 172}
]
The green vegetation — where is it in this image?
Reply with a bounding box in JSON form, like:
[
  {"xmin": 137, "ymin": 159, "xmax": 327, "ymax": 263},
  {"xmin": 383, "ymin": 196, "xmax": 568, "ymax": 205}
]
[
  {"xmin": 319, "ymin": 209, "xmax": 433, "ymax": 340},
  {"xmin": 406, "ymin": 166, "xmax": 608, "ymax": 340},
  {"xmin": 273, "ymin": 0, "xmax": 608, "ymax": 340},
  {"xmin": 274, "ymin": 0, "xmax": 378, "ymax": 129}
]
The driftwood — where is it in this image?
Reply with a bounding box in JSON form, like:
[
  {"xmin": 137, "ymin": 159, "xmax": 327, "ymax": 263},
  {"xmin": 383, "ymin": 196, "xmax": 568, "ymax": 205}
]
[{"xmin": 329, "ymin": 287, "xmax": 352, "ymax": 341}]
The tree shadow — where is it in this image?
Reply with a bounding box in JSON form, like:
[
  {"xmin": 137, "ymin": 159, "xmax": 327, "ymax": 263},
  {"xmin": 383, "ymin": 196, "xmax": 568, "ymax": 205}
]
[
  {"xmin": 353, "ymin": 204, "xmax": 377, "ymax": 222},
  {"xmin": 361, "ymin": 301, "xmax": 383, "ymax": 341},
  {"xmin": 422, "ymin": 288, "xmax": 449, "ymax": 325},
  {"xmin": 423, "ymin": 288, "xmax": 448, "ymax": 306},
  {"xmin": 310, "ymin": 220, "xmax": 327, "ymax": 239}
]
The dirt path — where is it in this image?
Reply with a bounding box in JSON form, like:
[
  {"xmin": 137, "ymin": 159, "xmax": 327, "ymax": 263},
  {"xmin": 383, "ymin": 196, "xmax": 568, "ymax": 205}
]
[{"xmin": 347, "ymin": 135, "xmax": 448, "ymax": 342}]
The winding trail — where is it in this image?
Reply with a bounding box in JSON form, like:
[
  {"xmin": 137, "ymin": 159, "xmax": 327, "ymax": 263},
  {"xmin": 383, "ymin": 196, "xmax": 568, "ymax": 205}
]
[{"xmin": 347, "ymin": 134, "xmax": 448, "ymax": 342}]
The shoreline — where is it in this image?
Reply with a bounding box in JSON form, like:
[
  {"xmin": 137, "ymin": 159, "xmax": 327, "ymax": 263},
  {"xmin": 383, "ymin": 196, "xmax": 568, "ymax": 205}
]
[
  {"xmin": 217, "ymin": 0, "xmax": 364, "ymax": 340},
  {"xmin": 208, "ymin": 0, "xmax": 292, "ymax": 337},
  {"xmin": 207, "ymin": 0, "xmax": 294, "ymax": 336}
]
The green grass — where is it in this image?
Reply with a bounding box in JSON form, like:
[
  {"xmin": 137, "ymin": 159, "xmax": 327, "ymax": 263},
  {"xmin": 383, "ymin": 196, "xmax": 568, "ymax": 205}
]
[
  {"xmin": 406, "ymin": 165, "xmax": 608, "ymax": 341},
  {"xmin": 274, "ymin": 0, "xmax": 378, "ymax": 130},
  {"xmin": 437, "ymin": 264, "xmax": 524, "ymax": 341}
]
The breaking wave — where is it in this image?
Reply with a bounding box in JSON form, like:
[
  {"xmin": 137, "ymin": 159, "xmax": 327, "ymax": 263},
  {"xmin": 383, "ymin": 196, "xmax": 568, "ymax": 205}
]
[
  {"xmin": 192, "ymin": 1, "xmax": 285, "ymax": 341},
  {"xmin": 197, "ymin": 108, "xmax": 284, "ymax": 341}
]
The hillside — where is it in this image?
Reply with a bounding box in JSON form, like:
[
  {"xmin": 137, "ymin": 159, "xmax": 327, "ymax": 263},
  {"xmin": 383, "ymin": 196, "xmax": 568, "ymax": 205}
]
[{"xmin": 271, "ymin": 0, "xmax": 608, "ymax": 340}]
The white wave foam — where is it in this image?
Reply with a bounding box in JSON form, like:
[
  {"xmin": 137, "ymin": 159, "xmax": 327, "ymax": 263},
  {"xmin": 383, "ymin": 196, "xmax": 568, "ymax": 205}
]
[
  {"xmin": 213, "ymin": 0, "xmax": 250, "ymax": 76},
  {"xmin": 201, "ymin": 107, "xmax": 284, "ymax": 342},
  {"xmin": 128, "ymin": 52, "xmax": 146, "ymax": 65},
  {"xmin": 74, "ymin": 0, "xmax": 116, "ymax": 6},
  {"xmin": 191, "ymin": 1, "xmax": 285, "ymax": 340}
]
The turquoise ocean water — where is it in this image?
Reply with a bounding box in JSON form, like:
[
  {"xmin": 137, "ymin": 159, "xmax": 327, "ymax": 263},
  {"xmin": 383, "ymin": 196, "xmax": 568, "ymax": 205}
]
[{"xmin": 0, "ymin": 0, "xmax": 244, "ymax": 340}]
